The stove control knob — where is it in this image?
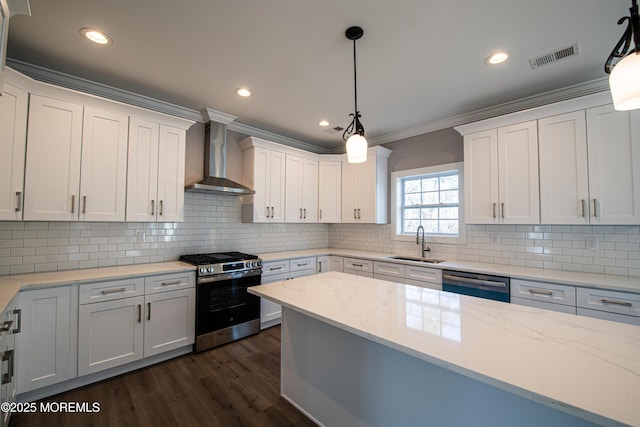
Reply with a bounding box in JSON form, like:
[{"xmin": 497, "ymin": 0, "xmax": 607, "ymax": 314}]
[
  {"xmin": 207, "ymin": 266, "xmax": 214, "ymax": 273},
  {"xmin": 257, "ymin": 261, "xmax": 262, "ymax": 267},
  {"xmin": 199, "ymin": 267, "xmax": 207, "ymax": 274},
  {"xmin": 245, "ymin": 262, "xmax": 251, "ymax": 268}
]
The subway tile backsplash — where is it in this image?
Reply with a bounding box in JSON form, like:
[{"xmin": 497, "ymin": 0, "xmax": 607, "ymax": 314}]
[
  {"xmin": 329, "ymin": 223, "xmax": 640, "ymax": 278},
  {"xmin": 1, "ymin": 192, "xmax": 638, "ymax": 278},
  {"xmin": 0, "ymin": 193, "xmax": 328, "ymax": 276}
]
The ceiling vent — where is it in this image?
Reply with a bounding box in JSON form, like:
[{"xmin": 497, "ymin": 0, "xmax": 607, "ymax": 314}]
[
  {"xmin": 529, "ymin": 43, "xmax": 579, "ymax": 69},
  {"xmin": 325, "ymin": 126, "xmax": 344, "ymax": 135}
]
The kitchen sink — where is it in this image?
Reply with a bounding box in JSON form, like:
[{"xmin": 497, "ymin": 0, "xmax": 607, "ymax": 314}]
[{"xmin": 389, "ymin": 256, "xmax": 445, "ymax": 264}]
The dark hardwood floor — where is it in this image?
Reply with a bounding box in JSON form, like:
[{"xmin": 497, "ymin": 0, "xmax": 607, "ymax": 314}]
[{"xmin": 10, "ymin": 326, "xmax": 316, "ymax": 427}]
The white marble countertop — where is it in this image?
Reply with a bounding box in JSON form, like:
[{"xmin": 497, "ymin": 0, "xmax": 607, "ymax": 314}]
[
  {"xmin": 249, "ymin": 271, "xmax": 640, "ymax": 426},
  {"xmin": 257, "ymin": 248, "xmax": 640, "ymax": 293},
  {"xmin": 0, "ymin": 261, "xmax": 196, "ymax": 311}
]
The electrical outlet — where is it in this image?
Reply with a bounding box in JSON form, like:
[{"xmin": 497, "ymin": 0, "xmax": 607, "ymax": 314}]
[
  {"xmin": 586, "ymin": 237, "xmax": 598, "ymax": 251},
  {"xmin": 137, "ymin": 231, "xmax": 146, "ymax": 243},
  {"xmin": 491, "ymin": 233, "xmax": 501, "ymax": 244}
]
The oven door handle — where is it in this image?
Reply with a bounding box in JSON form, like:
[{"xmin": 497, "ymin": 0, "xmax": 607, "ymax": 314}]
[
  {"xmin": 443, "ymin": 274, "xmax": 507, "ymax": 289},
  {"xmin": 197, "ymin": 269, "xmax": 262, "ymax": 284}
]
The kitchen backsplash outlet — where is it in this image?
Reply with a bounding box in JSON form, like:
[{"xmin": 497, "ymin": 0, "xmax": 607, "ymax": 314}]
[{"xmin": 329, "ymin": 223, "xmax": 640, "ymax": 278}]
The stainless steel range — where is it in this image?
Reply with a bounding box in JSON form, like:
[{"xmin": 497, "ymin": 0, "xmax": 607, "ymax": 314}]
[{"xmin": 180, "ymin": 252, "xmax": 262, "ymax": 352}]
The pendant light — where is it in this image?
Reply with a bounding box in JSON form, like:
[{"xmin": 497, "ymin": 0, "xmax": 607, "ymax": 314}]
[
  {"xmin": 606, "ymin": 0, "xmax": 640, "ymax": 110},
  {"xmin": 343, "ymin": 26, "xmax": 368, "ymax": 163}
]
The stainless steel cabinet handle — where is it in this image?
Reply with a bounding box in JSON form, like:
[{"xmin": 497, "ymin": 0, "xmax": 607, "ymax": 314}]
[
  {"xmin": 593, "ymin": 199, "xmax": 598, "ymax": 218},
  {"xmin": 492, "ymin": 203, "xmax": 496, "ymax": 219},
  {"xmin": 501, "ymin": 203, "xmax": 505, "ymax": 219},
  {"xmin": 159, "ymin": 200, "xmax": 163, "ymax": 216},
  {"xmin": 0, "ymin": 321, "xmax": 13, "ymax": 333},
  {"xmin": 101, "ymin": 287, "xmax": 126, "ymax": 295},
  {"xmin": 151, "ymin": 200, "xmax": 155, "ymax": 216},
  {"xmin": 137, "ymin": 304, "xmax": 142, "ymax": 323},
  {"xmin": 601, "ymin": 299, "xmax": 632, "ymax": 307},
  {"xmin": 15, "ymin": 192, "xmax": 21, "ymax": 212},
  {"xmin": 352, "ymin": 263, "xmax": 363, "ymax": 268},
  {"xmin": 12, "ymin": 309, "xmax": 21, "ymax": 334},
  {"xmin": 581, "ymin": 199, "xmax": 586, "ymax": 218},
  {"xmin": 269, "ymin": 266, "xmax": 283, "ymax": 271},
  {"xmin": 147, "ymin": 302, "xmax": 151, "ymax": 321},
  {"xmin": 529, "ymin": 289, "xmax": 553, "ymax": 296},
  {"xmin": 82, "ymin": 195, "xmax": 87, "ymax": 214},
  {"xmin": 442, "ymin": 274, "xmax": 508, "ymax": 288},
  {"xmin": 358, "ymin": 208, "xmax": 361, "ymax": 219},
  {"xmin": 162, "ymin": 280, "xmax": 181, "ymax": 286},
  {"xmin": 354, "ymin": 208, "xmax": 357, "ymax": 219},
  {"xmin": 71, "ymin": 195, "xmax": 76, "ymax": 213},
  {"xmin": 300, "ymin": 208, "xmax": 303, "ymax": 219},
  {"xmin": 297, "ymin": 263, "xmax": 309, "ymax": 267},
  {"xmin": 271, "ymin": 207, "xmax": 274, "ymax": 218},
  {"xmin": 266, "ymin": 206, "xmax": 270, "ymax": 218},
  {"xmin": 303, "ymin": 208, "xmax": 306, "ymax": 219}
]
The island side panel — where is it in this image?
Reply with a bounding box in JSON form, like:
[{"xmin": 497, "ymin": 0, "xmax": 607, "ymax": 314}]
[{"xmin": 280, "ymin": 307, "xmax": 600, "ymax": 427}]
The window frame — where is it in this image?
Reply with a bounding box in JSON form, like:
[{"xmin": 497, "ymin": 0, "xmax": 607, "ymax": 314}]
[{"xmin": 391, "ymin": 162, "xmax": 466, "ymax": 245}]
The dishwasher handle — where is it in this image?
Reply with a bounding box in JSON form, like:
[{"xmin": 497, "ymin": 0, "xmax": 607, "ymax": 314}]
[{"xmin": 443, "ymin": 274, "xmax": 508, "ymax": 289}]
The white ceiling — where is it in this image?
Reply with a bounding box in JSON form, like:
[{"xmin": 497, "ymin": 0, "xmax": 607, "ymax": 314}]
[{"xmin": 6, "ymin": 0, "xmax": 630, "ymax": 151}]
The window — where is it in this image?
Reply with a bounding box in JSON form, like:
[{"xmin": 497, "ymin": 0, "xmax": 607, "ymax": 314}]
[{"xmin": 391, "ymin": 162, "xmax": 465, "ymax": 244}]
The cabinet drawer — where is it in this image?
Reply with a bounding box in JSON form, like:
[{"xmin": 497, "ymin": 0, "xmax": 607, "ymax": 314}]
[
  {"xmin": 577, "ymin": 288, "xmax": 640, "ymax": 318},
  {"xmin": 405, "ymin": 278, "xmax": 441, "ymax": 291},
  {"xmin": 263, "ymin": 260, "xmax": 290, "ymax": 276},
  {"xmin": 510, "ymin": 279, "xmax": 576, "ymax": 306},
  {"xmin": 145, "ymin": 272, "xmax": 195, "ymax": 295},
  {"xmin": 405, "ymin": 265, "xmax": 442, "ymax": 284},
  {"xmin": 374, "ymin": 261, "xmax": 405, "ymax": 278},
  {"xmin": 80, "ymin": 277, "xmax": 145, "ymax": 304},
  {"xmin": 343, "ymin": 257, "xmax": 373, "ymax": 272},
  {"xmin": 290, "ymin": 257, "xmax": 316, "ymax": 273},
  {"xmin": 577, "ymin": 307, "xmax": 640, "ymax": 326}
]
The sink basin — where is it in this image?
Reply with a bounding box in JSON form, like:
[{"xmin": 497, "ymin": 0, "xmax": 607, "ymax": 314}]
[{"xmin": 389, "ymin": 256, "xmax": 445, "ymax": 264}]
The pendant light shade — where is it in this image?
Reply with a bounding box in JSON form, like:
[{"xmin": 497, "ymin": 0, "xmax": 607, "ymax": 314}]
[
  {"xmin": 343, "ymin": 26, "xmax": 368, "ymax": 163},
  {"xmin": 605, "ymin": 0, "xmax": 640, "ymax": 110},
  {"xmin": 609, "ymin": 52, "xmax": 640, "ymax": 110},
  {"xmin": 346, "ymin": 134, "xmax": 367, "ymax": 163}
]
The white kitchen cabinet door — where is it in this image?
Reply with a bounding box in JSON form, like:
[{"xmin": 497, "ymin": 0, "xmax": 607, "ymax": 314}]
[
  {"xmin": 0, "ymin": 82, "xmax": 27, "ymax": 220},
  {"xmin": 302, "ymin": 157, "xmax": 319, "ymax": 222},
  {"xmin": 463, "ymin": 129, "xmax": 499, "ymax": 224},
  {"xmin": 340, "ymin": 149, "xmax": 389, "ymax": 224},
  {"xmin": 356, "ymin": 155, "xmax": 378, "ymax": 223},
  {"xmin": 79, "ymin": 107, "xmax": 129, "ymax": 222},
  {"xmin": 341, "ymin": 160, "xmax": 359, "ymax": 223},
  {"xmin": 143, "ymin": 287, "xmax": 195, "ymax": 357},
  {"xmin": 318, "ymin": 161, "xmax": 342, "ymax": 223},
  {"xmin": 586, "ymin": 105, "xmax": 640, "ymax": 224},
  {"xmin": 126, "ymin": 118, "xmax": 160, "ymax": 222},
  {"xmin": 497, "ymin": 121, "xmax": 540, "ymax": 224},
  {"xmin": 77, "ymin": 296, "xmax": 145, "ymax": 376},
  {"xmin": 285, "ymin": 154, "xmax": 305, "ymax": 222},
  {"xmin": 23, "ymin": 95, "xmax": 83, "ymax": 221},
  {"xmin": 538, "ymin": 111, "xmax": 590, "ymax": 224},
  {"xmin": 244, "ymin": 147, "xmax": 286, "ymax": 223},
  {"xmin": 18, "ymin": 286, "xmax": 73, "ymax": 393},
  {"xmin": 156, "ymin": 124, "xmax": 186, "ymax": 222}
]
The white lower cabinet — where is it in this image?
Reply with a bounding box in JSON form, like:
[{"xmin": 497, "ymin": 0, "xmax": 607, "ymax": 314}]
[
  {"xmin": 330, "ymin": 256, "xmax": 344, "ymax": 272},
  {"xmin": 510, "ymin": 279, "xmax": 577, "ymax": 314},
  {"xmin": 17, "ymin": 286, "xmax": 74, "ymax": 394},
  {"xmin": 0, "ymin": 299, "xmax": 19, "ymax": 427},
  {"xmin": 577, "ymin": 288, "xmax": 640, "ymax": 326},
  {"xmin": 343, "ymin": 258, "xmax": 374, "ymax": 278},
  {"xmin": 404, "ymin": 265, "xmax": 442, "ymax": 291},
  {"xmin": 373, "ymin": 261, "xmax": 405, "ymax": 284},
  {"xmin": 78, "ymin": 272, "xmax": 195, "ymax": 376}
]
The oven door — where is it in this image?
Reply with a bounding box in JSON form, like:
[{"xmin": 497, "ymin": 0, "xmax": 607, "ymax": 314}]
[{"xmin": 196, "ymin": 271, "xmax": 261, "ymax": 336}]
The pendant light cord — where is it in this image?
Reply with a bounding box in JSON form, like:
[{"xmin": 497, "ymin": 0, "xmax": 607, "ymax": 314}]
[{"xmin": 352, "ymin": 37, "xmax": 358, "ymax": 114}]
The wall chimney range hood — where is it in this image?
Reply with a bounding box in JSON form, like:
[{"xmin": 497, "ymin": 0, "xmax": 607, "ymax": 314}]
[{"xmin": 185, "ymin": 109, "xmax": 255, "ymax": 196}]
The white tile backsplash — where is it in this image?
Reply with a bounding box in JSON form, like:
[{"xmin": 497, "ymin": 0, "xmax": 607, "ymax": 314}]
[
  {"xmin": 0, "ymin": 193, "xmax": 328, "ymax": 276},
  {"xmin": 328, "ymin": 223, "xmax": 640, "ymax": 278}
]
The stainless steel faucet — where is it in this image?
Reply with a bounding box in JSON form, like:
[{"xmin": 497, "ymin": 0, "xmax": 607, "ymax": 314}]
[{"xmin": 416, "ymin": 225, "xmax": 430, "ymax": 258}]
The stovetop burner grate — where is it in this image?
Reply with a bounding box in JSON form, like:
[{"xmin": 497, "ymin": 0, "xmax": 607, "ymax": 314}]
[{"xmin": 180, "ymin": 251, "xmax": 259, "ymax": 266}]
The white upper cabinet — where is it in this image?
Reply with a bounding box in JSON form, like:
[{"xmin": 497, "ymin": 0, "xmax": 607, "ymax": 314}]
[
  {"xmin": 23, "ymin": 95, "xmax": 84, "ymax": 221},
  {"xmin": 464, "ymin": 121, "xmax": 539, "ymax": 224},
  {"xmin": 126, "ymin": 119, "xmax": 186, "ymax": 222},
  {"xmin": 0, "ymin": 81, "xmax": 28, "ymax": 220},
  {"xmin": 0, "ymin": 0, "xmax": 30, "ymax": 93},
  {"xmin": 241, "ymin": 143, "xmax": 286, "ymax": 223},
  {"xmin": 539, "ymin": 106, "xmax": 640, "ymax": 225},
  {"xmin": 318, "ymin": 160, "xmax": 342, "ymax": 223},
  {"xmin": 79, "ymin": 107, "xmax": 129, "ymax": 221},
  {"xmin": 538, "ymin": 111, "xmax": 590, "ymax": 224},
  {"xmin": 285, "ymin": 154, "xmax": 318, "ymax": 222},
  {"xmin": 341, "ymin": 146, "xmax": 390, "ymax": 224},
  {"xmin": 586, "ymin": 105, "xmax": 640, "ymax": 224}
]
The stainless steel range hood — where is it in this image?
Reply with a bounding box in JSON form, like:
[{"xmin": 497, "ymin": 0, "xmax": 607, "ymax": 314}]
[{"xmin": 185, "ymin": 110, "xmax": 255, "ymax": 196}]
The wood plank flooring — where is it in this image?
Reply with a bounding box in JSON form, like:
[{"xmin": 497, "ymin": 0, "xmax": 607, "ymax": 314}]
[{"xmin": 10, "ymin": 326, "xmax": 316, "ymax": 427}]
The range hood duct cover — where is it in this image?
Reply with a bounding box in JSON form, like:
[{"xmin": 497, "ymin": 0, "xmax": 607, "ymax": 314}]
[{"xmin": 185, "ymin": 121, "xmax": 255, "ymax": 196}]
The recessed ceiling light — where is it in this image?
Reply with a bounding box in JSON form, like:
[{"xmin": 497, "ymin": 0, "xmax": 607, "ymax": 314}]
[
  {"xmin": 236, "ymin": 88, "xmax": 252, "ymax": 97},
  {"xmin": 485, "ymin": 50, "xmax": 510, "ymax": 65},
  {"xmin": 318, "ymin": 120, "xmax": 330, "ymax": 127},
  {"xmin": 79, "ymin": 27, "xmax": 113, "ymax": 45}
]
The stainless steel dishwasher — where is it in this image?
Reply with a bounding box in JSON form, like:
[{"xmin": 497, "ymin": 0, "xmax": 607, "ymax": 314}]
[{"xmin": 442, "ymin": 270, "xmax": 510, "ymax": 302}]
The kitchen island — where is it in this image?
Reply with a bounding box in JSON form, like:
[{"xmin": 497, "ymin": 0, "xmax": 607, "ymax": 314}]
[{"xmin": 249, "ymin": 271, "xmax": 640, "ymax": 427}]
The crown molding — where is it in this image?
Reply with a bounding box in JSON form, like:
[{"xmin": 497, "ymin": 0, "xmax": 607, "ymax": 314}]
[
  {"xmin": 368, "ymin": 78, "xmax": 612, "ymax": 145},
  {"xmin": 227, "ymin": 122, "xmax": 331, "ymax": 154}
]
